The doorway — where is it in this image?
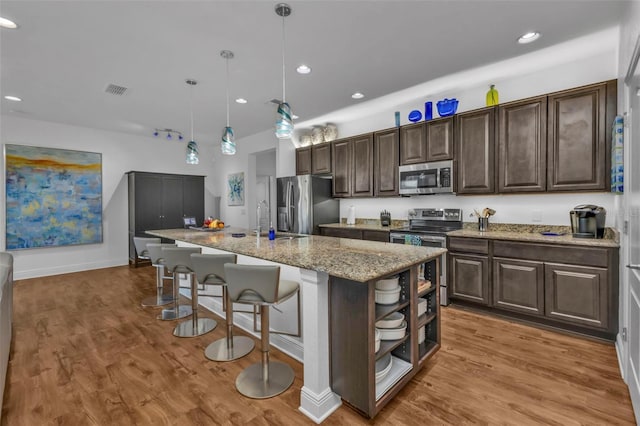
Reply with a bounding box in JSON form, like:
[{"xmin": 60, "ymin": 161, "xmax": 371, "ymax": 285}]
[{"xmin": 250, "ymin": 149, "xmax": 276, "ymax": 232}]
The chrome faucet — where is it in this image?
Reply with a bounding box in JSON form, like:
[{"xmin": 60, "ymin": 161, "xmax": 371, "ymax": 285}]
[{"xmin": 256, "ymin": 200, "xmax": 268, "ymax": 235}]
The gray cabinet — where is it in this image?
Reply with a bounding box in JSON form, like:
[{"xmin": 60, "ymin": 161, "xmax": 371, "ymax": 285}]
[
  {"xmin": 498, "ymin": 97, "xmax": 547, "ymax": 193},
  {"xmin": 374, "ymin": 128, "xmax": 399, "ymax": 197},
  {"xmin": 127, "ymin": 171, "xmax": 204, "ymax": 266},
  {"xmin": 450, "ymin": 253, "xmax": 490, "ymax": 305},
  {"xmin": 493, "ymin": 257, "xmax": 544, "ymax": 316},
  {"xmin": 544, "ymin": 263, "xmax": 608, "ymax": 329},
  {"xmin": 455, "ymin": 107, "xmax": 496, "ymax": 194}
]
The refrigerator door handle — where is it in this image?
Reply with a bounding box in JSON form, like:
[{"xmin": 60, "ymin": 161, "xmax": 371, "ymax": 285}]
[{"xmin": 288, "ymin": 181, "xmax": 295, "ymax": 232}]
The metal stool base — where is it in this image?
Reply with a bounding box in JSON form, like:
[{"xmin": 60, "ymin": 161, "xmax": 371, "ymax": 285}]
[
  {"xmin": 158, "ymin": 305, "xmax": 192, "ymax": 321},
  {"xmin": 173, "ymin": 318, "xmax": 217, "ymax": 338},
  {"xmin": 236, "ymin": 361, "xmax": 294, "ymax": 399},
  {"xmin": 205, "ymin": 336, "xmax": 255, "ymax": 361},
  {"xmin": 141, "ymin": 293, "xmax": 173, "ymax": 307}
]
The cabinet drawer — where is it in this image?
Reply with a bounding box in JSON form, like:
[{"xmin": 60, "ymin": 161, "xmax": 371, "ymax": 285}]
[
  {"xmin": 493, "ymin": 241, "xmax": 608, "ymax": 268},
  {"xmin": 448, "ymin": 237, "xmax": 489, "ymax": 254},
  {"xmin": 321, "ymin": 227, "xmax": 363, "ymax": 239},
  {"xmin": 362, "ymin": 230, "xmax": 390, "ymax": 242}
]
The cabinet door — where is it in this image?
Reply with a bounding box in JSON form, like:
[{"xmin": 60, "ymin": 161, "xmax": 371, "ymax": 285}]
[
  {"xmin": 374, "ymin": 129, "xmax": 399, "ymax": 197},
  {"xmin": 544, "ymin": 263, "xmax": 608, "ymax": 329},
  {"xmin": 332, "ymin": 139, "xmax": 352, "ymax": 197},
  {"xmin": 450, "ymin": 253, "xmax": 490, "ymax": 305},
  {"xmin": 498, "ymin": 97, "xmax": 547, "ymax": 193},
  {"xmin": 455, "ymin": 107, "xmax": 496, "ymax": 194},
  {"xmin": 352, "ymin": 134, "xmax": 374, "ymax": 197},
  {"xmin": 493, "ymin": 257, "xmax": 544, "ymax": 316},
  {"xmin": 134, "ymin": 174, "xmax": 163, "ymax": 232},
  {"xmin": 362, "ymin": 230, "xmax": 389, "ymax": 242},
  {"xmin": 183, "ymin": 175, "xmax": 204, "ymax": 225},
  {"xmin": 399, "ymin": 122, "xmax": 427, "ymax": 165},
  {"xmin": 161, "ymin": 175, "xmax": 184, "ymax": 229},
  {"xmin": 311, "ymin": 143, "xmax": 332, "ymax": 174},
  {"xmin": 296, "ymin": 147, "xmax": 312, "ymax": 176},
  {"xmin": 426, "ymin": 117, "xmax": 454, "ymax": 161},
  {"xmin": 547, "ymin": 82, "xmax": 610, "ymax": 191},
  {"xmin": 320, "ymin": 227, "xmax": 362, "ymax": 239}
]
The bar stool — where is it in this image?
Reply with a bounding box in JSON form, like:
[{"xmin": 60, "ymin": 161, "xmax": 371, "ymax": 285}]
[
  {"xmin": 162, "ymin": 246, "xmax": 217, "ymax": 337},
  {"xmin": 134, "ymin": 238, "xmax": 173, "ymax": 307},
  {"xmin": 224, "ymin": 263, "xmax": 300, "ymax": 399},
  {"xmin": 190, "ymin": 253, "xmax": 255, "ymax": 361}
]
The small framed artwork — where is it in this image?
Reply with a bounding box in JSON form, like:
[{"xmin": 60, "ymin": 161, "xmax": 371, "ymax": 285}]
[
  {"xmin": 5, "ymin": 144, "xmax": 103, "ymax": 250},
  {"xmin": 227, "ymin": 172, "xmax": 245, "ymax": 206}
]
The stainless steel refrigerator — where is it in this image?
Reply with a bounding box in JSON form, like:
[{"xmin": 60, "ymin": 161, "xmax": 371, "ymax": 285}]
[{"xmin": 277, "ymin": 175, "xmax": 339, "ymax": 235}]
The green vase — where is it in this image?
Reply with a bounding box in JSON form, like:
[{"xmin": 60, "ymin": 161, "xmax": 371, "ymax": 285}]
[{"xmin": 486, "ymin": 84, "xmax": 499, "ymax": 106}]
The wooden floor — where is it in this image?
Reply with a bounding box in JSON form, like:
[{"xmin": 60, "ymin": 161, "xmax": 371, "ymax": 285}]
[{"xmin": 1, "ymin": 265, "xmax": 636, "ymax": 425}]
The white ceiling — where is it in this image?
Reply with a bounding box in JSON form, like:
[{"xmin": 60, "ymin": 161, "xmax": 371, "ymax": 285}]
[{"xmin": 0, "ymin": 1, "xmax": 629, "ymax": 145}]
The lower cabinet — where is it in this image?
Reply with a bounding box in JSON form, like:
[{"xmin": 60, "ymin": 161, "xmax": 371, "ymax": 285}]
[
  {"xmin": 448, "ymin": 237, "xmax": 618, "ymax": 339},
  {"xmin": 320, "ymin": 227, "xmax": 390, "ymax": 242},
  {"xmin": 330, "ymin": 262, "xmax": 440, "ymax": 418},
  {"xmin": 450, "ymin": 253, "xmax": 489, "ymax": 305}
]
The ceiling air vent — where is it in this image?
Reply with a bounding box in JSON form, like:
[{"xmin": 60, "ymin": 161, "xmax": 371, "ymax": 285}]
[{"xmin": 105, "ymin": 83, "xmax": 128, "ymax": 96}]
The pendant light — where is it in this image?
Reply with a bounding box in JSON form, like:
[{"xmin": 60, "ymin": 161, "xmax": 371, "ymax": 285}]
[
  {"xmin": 185, "ymin": 79, "xmax": 199, "ymax": 164},
  {"xmin": 275, "ymin": 3, "xmax": 293, "ymax": 139},
  {"xmin": 220, "ymin": 50, "xmax": 236, "ymax": 155}
]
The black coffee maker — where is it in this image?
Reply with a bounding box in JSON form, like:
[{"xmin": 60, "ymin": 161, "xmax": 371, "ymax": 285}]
[{"xmin": 570, "ymin": 205, "xmax": 606, "ymax": 238}]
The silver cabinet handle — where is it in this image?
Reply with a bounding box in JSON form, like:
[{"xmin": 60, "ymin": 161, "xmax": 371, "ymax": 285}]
[{"xmin": 626, "ymin": 264, "xmax": 640, "ymax": 270}]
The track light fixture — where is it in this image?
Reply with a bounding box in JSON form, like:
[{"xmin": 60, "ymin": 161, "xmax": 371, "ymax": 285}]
[{"xmin": 153, "ymin": 128, "xmax": 183, "ymax": 140}]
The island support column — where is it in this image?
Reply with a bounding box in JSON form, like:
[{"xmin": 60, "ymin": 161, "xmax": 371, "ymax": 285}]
[{"xmin": 298, "ymin": 269, "xmax": 342, "ymax": 423}]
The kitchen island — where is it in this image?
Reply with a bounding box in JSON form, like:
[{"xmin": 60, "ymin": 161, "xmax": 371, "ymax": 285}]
[{"xmin": 145, "ymin": 228, "xmax": 446, "ymax": 422}]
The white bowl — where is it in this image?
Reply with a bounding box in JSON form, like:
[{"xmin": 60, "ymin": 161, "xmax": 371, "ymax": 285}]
[
  {"xmin": 375, "ymin": 312, "xmax": 404, "ymax": 329},
  {"xmin": 375, "ymin": 286, "xmax": 401, "ymax": 305},
  {"xmin": 375, "ymin": 354, "xmax": 393, "ymax": 383},
  {"xmin": 417, "ymin": 298, "xmax": 427, "ymax": 317},
  {"xmin": 375, "ymin": 275, "xmax": 399, "ymax": 291},
  {"xmin": 378, "ymin": 321, "xmax": 407, "ymax": 341},
  {"xmin": 375, "ymin": 329, "xmax": 381, "ymax": 353}
]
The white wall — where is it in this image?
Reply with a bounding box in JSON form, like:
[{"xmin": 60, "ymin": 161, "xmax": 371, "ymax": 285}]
[
  {"xmin": 286, "ymin": 27, "xmax": 621, "ymax": 228},
  {"xmin": 1, "ymin": 116, "xmax": 219, "ymax": 279}
]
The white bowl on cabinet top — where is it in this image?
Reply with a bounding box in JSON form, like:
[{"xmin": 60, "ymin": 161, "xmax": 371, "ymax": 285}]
[
  {"xmin": 375, "ymin": 311, "xmax": 404, "ymax": 329},
  {"xmin": 375, "ymin": 286, "xmax": 401, "ymax": 305},
  {"xmin": 375, "ymin": 275, "xmax": 399, "ymax": 291}
]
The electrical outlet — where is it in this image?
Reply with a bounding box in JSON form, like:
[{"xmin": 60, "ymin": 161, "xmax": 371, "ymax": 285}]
[{"xmin": 531, "ymin": 209, "xmax": 542, "ymax": 222}]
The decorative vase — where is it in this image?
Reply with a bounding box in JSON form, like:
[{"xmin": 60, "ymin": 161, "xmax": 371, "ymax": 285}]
[
  {"xmin": 311, "ymin": 126, "xmax": 324, "ymax": 145},
  {"xmin": 424, "ymin": 102, "xmax": 433, "ymax": 121},
  {"xmin": 323, "ymin": 123, "xmax": 338, "ymax": 142},
  {"xmin": 486, "ymin": 84, "xmax": 499, "ymax": 106},
  {"xmin": 408, "ymin": 110, "xmax": 422, "ymax": 123}
]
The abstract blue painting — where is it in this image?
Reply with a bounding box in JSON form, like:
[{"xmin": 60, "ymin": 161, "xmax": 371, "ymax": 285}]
[
  {"xmin": 227, "ymin": 172, "xmax": 244, "ymax": 206},
  {"xmin": 5, "ymin": 144, "xmax": 103, "ymax": 250}
]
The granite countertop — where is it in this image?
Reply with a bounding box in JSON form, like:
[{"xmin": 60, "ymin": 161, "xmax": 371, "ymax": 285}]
[
  {"xmin": 146, "ymin": 228, "xmax": 446, "ymax": 282},
  {"xmin": 447, "ymin": 223, "xmax": 619, "ymax": 248}
]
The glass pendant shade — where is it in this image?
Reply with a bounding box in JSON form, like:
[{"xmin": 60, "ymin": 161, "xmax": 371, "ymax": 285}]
[
  {"xmin": 221, "ymin": 126, "xmax": 236, "ymax": 155},
  {"xmin": 186, "ymin": 140, "xmax": 199, "ymax": 164},
  {"xmin": 275, "ymin": 101, "xmax": 293, "ymax": 139}
]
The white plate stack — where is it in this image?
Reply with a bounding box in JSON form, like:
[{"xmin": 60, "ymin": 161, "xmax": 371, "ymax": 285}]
[
  {"xmin": 375, "ymin": 275, "xmax": 401, "ymax": 305},
  {"xmin": 375, "ymin": 312, "xmax": 407, "ymax": 340},
  {"xmin": 375, "ymin": 353, "xmax": 393, "ymax": 383}
]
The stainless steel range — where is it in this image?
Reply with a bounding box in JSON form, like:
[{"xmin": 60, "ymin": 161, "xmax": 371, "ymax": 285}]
[{"xmin": 389, "ymin": 208, "xmax": 463, "ymax": 306}]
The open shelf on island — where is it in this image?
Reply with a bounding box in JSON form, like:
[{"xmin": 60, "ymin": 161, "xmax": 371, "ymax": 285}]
[{"xmin": 375, "ymin": 356, "xmax": 412, "ymax": 401}]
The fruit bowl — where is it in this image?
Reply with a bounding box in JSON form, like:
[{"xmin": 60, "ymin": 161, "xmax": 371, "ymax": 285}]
[{"xmin": 436, "ymin": 98, "xmax": 459, "ymax": 117}]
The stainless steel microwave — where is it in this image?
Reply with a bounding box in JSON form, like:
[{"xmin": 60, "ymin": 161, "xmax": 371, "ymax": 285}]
[{"xmin": 399, "ymin": 160, "xmax": 454, "ymax": 195}]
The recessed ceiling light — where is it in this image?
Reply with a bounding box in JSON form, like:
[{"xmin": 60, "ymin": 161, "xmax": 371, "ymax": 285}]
[
  {"xmin": 235, "ymin": 98, "xmax": 247, "ymax": 104},
  {"xmin": 296, "ymin": 64, "xmax": 312, "ymax": 74},
  {"xmin": 518, "ymin": 31, "xmax": 541, "ymax": 44},
  {"xmin": 4, "ymin": 95, "xmax": 22, "ymax": 102},
  {"xmin": 0, "ymin": 17, "xmax": 18, "ymax": 29},
  {"xmin": 292, "ymin": 114, "xmax": 299, "ymax": 120},
  {"xmin": 351, "ymin": 92, "xmax": 365, "ymax": 99}
]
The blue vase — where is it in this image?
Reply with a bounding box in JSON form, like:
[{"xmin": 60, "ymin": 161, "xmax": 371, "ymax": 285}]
[
  {"xmin": 408, "ymin": 110, "xmax": 422, "ymax": 122},
  {"xmin": 425, "ymin": 102, "xmax": 433, "ymax": 121}
]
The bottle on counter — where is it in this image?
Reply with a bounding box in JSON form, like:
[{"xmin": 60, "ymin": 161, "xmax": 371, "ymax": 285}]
[{"xmin": 268, "ymin": 221, "xmax": 276, "ymax": 240}]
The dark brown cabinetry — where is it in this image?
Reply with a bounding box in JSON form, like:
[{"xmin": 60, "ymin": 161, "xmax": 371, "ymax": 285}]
[
  {"xmin": 320, "ymin": 227, "xmax": 390, "ymax": 242},
  {"xmin": 400, "ymin": 117, "xmax": 454, "ymax": 166},
  {"xmin": 296, "ymin": 143, "xmax": 332, "ymax": 175},
  {"xmin": 493, "ymin": 257, "xmax": 544, "ymax": 316},
  {"xmin": 374, "ymin": 129, "xmax": 399, "ymax": 197},
  {"xmin": 330, "ymin": 262, "xmax": 440, "ymax": 418},
  {"xmin": 498, "ymin": 97, "xmax": 547, "ymax": 193},
  {"xmin": 331, "ymin": 134, "xmax": 374, "ymax": 198},
  {"xmin": 455, "ymin": 107, "xmax": 496, "ymax": 194},
  {"xmin": 448, "ymin": 237, "xmax": 618, "ymax": 340},
  {"xmin": 127, "ymin": 171, "xmax": 204, "ymax": 267},
  {"xmin": 547, "ymin": 81, "xmax": 615, "ymax": 192}
]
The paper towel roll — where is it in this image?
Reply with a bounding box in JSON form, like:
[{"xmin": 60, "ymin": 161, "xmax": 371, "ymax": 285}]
[{"xmin": 347, "ymin": 205, "xmax": 356, "ymax": 225}]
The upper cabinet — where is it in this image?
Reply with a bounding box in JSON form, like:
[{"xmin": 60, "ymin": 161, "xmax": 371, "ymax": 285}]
[
  {"xmin": 296, "ymin": 143, "xmax": 332, "ymax": 175},
  {"xmin": 331, "ymin": 134, "xmax": 374, "ymax": 198},
  {"xmin": 498, "ymin": 96, "xmax": 547, "ymax": 193},
  {"xmin": 374, "ymin": 128, "xmax": 399, "ymax": 197},
  {"xmin": 455, "ymin": 107, "xmax": 496, "ymax": 194},
  {"xmin": 399, "ymin": 117, "xmax": 454, "ymax": 166},
  {"xmin": 547, "ymin": 81, "xmax": 615, "ymax": 191}
]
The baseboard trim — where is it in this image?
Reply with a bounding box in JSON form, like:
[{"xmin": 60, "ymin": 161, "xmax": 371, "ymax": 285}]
[{"xmin": 14, "ymin": 259, "xmax": 127, "ymax": 280}]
